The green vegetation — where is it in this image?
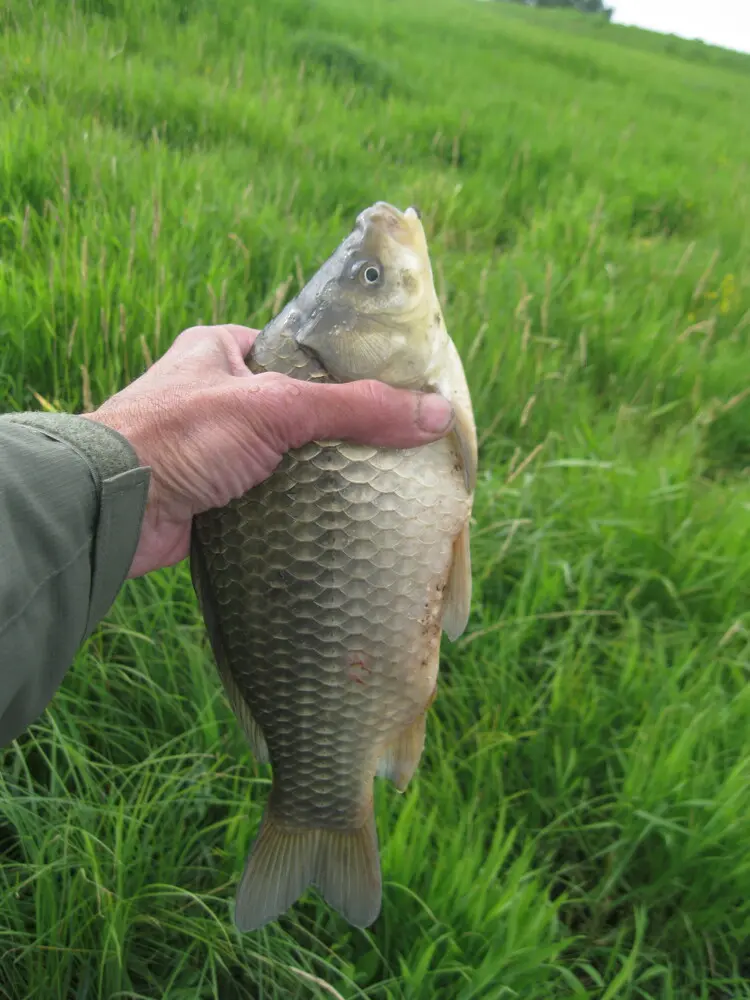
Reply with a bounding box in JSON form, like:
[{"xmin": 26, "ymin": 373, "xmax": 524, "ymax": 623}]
[{"xmin": 2, "ymin": 0, "xmax": 750, "ymax": 995}]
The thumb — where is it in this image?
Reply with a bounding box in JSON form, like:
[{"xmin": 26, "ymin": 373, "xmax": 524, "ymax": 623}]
[{"xmin": 280, "ymin": 378, "xmax": 456, "ymax": 451}]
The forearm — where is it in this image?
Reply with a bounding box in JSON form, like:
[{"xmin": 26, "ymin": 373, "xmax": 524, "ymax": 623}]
[{"xmin": 0, "ymin": 413, "xmax": 150, "ymax": 745}]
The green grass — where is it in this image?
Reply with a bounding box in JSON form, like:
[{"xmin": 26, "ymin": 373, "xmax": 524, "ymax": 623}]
[{"xmin": 2, "ymin": 0, "xmax": 750, "ymax": 995}]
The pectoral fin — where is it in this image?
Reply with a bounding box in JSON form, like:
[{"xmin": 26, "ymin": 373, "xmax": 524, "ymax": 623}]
[
  {"xmin": 427, "ymin": 339, "xmax": 477, "ymax": 493},
  {"xmin": 190, "ymin": 526, "xmax": 269, "ymax": 764},
  {"xmin": 442, "ymin": 521, "xmax": 472, "ymax": 641},
  {"xmin": 450, "ymin": 403, "xmax": 478, "ymax": 493}
]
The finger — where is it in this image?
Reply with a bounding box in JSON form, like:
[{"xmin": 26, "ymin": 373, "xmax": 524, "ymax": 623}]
[
  {"xmin": 172, "ymin": 324, "xmax": 259, "ymax": 353},
  {"xmin": 220, "ymin": 324, "xmax": 260, "ymax": 358},
  {"xmin": 278, "ymin": 378, "xmax": 455, "ymax": 451},
  {"xmin": 157, "ymin": 325, "xmax": 260, "ymax": 378}
]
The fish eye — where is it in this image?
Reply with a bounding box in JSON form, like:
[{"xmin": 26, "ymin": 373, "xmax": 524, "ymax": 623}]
[{"xmin": 362, "ymin": 264, "xmax": 382, "ymax": 286}]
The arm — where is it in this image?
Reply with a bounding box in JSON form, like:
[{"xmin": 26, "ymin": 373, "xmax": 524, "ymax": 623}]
[
  {"xmin": 0, "ymin": 324, "xmax": 454, "ymax": 746},
  {"xmin": 0, "ymin": 413, "xmax": 150, "ymax": 746}
]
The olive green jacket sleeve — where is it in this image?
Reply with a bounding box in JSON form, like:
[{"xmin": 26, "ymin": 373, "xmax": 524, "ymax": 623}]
[{"xmin": 0, "ymin": 413, "xmax": 151, "ymax": 746}]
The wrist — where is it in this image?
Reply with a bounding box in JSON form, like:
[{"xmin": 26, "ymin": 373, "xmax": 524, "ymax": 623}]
[
  {"xmin": 82, "ymin": 407, "xmax": 149, "ymax": 469},
  {"xmin": 81, "ymin": 410, "xmax": 167, "ymax": 578}
]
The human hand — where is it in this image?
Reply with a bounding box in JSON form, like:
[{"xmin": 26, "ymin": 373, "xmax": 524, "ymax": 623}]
[{"xmin": 84, "ymin": 324, "xmax": 456, "ymax": 578}]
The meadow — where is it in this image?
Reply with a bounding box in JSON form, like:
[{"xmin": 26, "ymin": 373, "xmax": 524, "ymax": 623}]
[{"xmin": 1, "ymin": 0, "xmax": 750, "ymax": 995}]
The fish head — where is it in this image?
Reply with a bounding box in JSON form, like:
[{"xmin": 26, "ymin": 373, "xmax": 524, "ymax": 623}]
[{"xmin": 290, "ymin": 202, "xmax": 446, "ymax": 389}]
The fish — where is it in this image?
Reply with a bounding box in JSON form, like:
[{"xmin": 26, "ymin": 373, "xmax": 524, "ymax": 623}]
[{"xmin": 190, "ymin": 201, "xmax": 477, "ymax": 933}]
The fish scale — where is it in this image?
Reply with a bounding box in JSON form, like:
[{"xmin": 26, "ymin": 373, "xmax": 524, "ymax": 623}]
[
  {"xmin": 194, "ymin": 437, "xmax": 468, "ymax": 826},
  {"xmin": 191, "ymin": 201, "xmax": 476, "ymax": 932}
]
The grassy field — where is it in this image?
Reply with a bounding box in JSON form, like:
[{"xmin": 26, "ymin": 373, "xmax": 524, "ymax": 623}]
[{"xmin": 2, "ymin": 0, "xmax": 750, "ymax": 995}]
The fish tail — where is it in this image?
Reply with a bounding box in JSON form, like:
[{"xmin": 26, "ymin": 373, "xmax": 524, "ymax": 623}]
[
  {"xmin": 315, "ymin": 807, "xmax": 382, "ymax": 929},
  {"xmin": 235, "ymin": 807, "xmax": 382, "ymax": 932},
  {"xmin": 234, "ymin": 811, "xmax": 318, "ymax": 932}
]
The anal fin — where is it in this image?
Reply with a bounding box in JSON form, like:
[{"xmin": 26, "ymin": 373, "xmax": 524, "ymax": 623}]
[{"xmin": 376, "ymin": 709, "xmax": 428, "ymax": 792}]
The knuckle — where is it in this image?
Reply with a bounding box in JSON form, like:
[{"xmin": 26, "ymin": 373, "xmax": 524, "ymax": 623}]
[
  {"xmin": 353, "ymin": 378, "xmax": 397, "ymax": 413},
  {"xmin": 174, "ymin": 325, "xmax": 204, "ymax": 344},
  {"xmin": 252, "ymin": 371, "xmax": 289, "ymax": 392}
]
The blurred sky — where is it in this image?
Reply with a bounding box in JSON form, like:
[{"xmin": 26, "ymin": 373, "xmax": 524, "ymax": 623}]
[{"xmin": 613, "ymin": 0, "xmax": 750, "ymax": 54}]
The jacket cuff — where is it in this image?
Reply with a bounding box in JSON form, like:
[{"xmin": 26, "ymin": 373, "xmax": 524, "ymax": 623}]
[{"xmin": 4, "ymin": 413, "xmax": 151, "ymax": 631}]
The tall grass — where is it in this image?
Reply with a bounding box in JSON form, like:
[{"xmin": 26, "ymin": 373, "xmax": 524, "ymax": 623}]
[{"xmin": 1, "ymin": 0, "xmax": 750, "ymax": 995}]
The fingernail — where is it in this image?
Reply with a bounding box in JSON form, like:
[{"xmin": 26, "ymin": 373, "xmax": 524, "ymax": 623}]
[{"xmin": 416, "ymin": 393, "xmax": 454, "ymax": 434}]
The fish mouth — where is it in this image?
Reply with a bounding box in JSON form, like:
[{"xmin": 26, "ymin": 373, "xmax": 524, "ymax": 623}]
[{"xmin": 355, "ymin": 201, "xmax": 425, "ymax": 249}]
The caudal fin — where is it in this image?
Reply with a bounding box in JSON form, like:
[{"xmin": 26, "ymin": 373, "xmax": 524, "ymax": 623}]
[
  {"xmin": 315, "ymin": 809, "xmax": 382, "ymax": 928},
  {"xmin": 234, "ymin": 808, "xmax": 382, "ymax": 932}
]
